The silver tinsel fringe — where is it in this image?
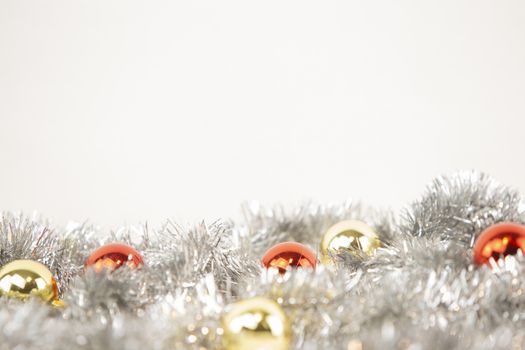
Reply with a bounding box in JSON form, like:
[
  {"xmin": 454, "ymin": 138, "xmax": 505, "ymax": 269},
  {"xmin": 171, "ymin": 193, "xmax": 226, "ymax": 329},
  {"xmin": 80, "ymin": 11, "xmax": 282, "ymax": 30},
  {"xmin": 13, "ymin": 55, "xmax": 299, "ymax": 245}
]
[{"xmin": 0, "ymin": 171, "xmax": 524, "ymax": 349}]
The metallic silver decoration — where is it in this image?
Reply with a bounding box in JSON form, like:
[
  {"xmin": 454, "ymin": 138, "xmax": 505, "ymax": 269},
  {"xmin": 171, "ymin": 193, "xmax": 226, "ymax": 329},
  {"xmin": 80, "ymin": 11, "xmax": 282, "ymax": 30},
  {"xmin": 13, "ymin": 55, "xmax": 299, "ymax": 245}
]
[
  {"xmin": 0, "ymin": 171, "xmax": 523, "ymax": 349},
  {"xmin": 236, "ymin": 200, "xmax": 395, "ymax": 258},
  {"xmin": 401, "ymin": 171, "xmax": 525, "ymax": 246}
]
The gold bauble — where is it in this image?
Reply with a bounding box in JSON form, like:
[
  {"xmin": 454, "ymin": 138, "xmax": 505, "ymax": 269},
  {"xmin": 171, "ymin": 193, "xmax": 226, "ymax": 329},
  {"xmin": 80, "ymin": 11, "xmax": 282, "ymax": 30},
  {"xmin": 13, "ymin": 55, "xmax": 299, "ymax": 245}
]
[
  {"xmin": 320, "ymin": 220, "xmax": 381, "ymax": 264},
  {"xmin": 221, "ymin": 296, "xmax": 291, "ymax": 350},
  {"xmin": 0, "ymin": 259, "xmax": 59, "ymax": 303}
]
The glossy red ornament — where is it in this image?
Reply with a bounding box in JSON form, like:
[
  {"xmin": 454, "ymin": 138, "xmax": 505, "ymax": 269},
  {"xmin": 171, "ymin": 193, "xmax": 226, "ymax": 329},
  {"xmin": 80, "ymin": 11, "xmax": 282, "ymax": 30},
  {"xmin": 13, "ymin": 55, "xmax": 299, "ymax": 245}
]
[
  {"xmin": 262, "ymin": 242, "xmax": 317, "ymax": 274},
  {"xmin": 473, "ymin": 222, "xmax": 525, "ymax": 266},
  {"xmin": 85, "ymin": 243, "xmax": 144, "ymax": 272}
]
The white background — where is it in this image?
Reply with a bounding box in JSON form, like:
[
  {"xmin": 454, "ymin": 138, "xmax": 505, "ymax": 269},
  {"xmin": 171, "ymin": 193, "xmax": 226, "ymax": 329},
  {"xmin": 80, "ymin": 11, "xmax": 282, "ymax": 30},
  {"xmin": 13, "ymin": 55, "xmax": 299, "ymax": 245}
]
[{"xmin": 1, "ymin": 1, "xmax": 524, "ymax": 228}]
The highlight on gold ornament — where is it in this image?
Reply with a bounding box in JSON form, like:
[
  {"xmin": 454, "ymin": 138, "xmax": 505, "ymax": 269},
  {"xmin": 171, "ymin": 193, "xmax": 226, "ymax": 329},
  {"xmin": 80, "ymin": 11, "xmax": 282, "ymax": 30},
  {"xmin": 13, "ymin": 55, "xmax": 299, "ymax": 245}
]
[
  {"xmin": 473, "ymin": 222, "xmax": 525, "ymax": 266},
  {"xmin": 0, "ymin": 259, "xmax": 59, "ymax": 303},
  {"xmin": 320, "ymin": 219, "xmax": 381, "ymax": 264},
  {"xmin": 221, "ymin": 296, "xmax": 291, "ymax": 350}
]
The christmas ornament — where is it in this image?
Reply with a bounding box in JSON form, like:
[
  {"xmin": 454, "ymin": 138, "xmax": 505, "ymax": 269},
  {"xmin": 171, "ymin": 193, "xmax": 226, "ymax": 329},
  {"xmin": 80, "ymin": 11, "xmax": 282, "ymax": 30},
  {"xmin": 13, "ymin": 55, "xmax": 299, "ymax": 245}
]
[
  {"xmin": 0, "ymin": 259, "xmax": 58, "ymax": 303},
  {"xmin": 85, "ymin": 243, "xmax": 143, "ymax": 271},
  {"xmin": 221, "ymin": 296, "xmax": 291, "ymax": 350},
  {"xmin": 1, "ymin": 171, "xmax": 525, "ymax": 350},
  {"xmin": 473, "ymin": 222, "xmax": 525, "ymax": 266},
  {"xmin": 320, "ymin": 219, "xmax": 381, "ymax": 264},
  {"xmin": 261, "ymin": 241, "xmax": 316, "ymax": 274}
]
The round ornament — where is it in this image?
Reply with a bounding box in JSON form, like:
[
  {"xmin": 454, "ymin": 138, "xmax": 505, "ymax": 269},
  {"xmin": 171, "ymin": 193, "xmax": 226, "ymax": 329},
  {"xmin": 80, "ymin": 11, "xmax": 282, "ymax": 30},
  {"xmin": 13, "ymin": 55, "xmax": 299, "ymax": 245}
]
[
  {"xmin": 473, "ymin": 222, "xmax": 525, "ymax": 266},
  {"xmin": 0, "ymin": 259, "xmax": 59, "ymax": 303},
  {"xmin": 320, "ymin": 219, "xmax": 381, "ymax": 264},
  {"xmin": 85, "ymin": 243, "xmax": 143, "ymax": 272},
  {"xmin": 262, "ymin": 242, "xmax": 317, "ymax": 274},
  {"xmin": 221, "ymin": 296, "xmax": 291, "ymax": 350}
]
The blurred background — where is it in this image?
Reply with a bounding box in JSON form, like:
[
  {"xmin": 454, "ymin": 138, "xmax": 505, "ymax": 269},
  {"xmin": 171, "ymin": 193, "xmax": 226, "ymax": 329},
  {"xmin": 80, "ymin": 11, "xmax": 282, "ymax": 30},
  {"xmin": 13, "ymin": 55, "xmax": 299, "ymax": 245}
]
[{"xmin": 0, "ymin": 1, "xmax": 524, "ymax": 228}]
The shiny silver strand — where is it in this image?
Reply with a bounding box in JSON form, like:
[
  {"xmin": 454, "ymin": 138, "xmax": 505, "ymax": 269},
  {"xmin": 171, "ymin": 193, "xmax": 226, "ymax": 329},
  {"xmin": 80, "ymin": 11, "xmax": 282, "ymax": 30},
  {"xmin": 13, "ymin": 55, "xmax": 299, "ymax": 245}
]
[
  {"xmin": 401, "ymin": 171, "xmax": 525, "ymax": 246},
  {"xmin": 0, "ymin": 171, "xmax": 524, "ymax": 349}
]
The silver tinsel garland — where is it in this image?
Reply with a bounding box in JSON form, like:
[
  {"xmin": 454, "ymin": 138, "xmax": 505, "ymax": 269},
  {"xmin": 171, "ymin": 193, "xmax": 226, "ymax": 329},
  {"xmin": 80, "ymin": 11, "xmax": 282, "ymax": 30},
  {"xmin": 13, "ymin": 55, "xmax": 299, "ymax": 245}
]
[{"xmin": 1, "ymin": 171, "xmax": 524, "ymax": 350}]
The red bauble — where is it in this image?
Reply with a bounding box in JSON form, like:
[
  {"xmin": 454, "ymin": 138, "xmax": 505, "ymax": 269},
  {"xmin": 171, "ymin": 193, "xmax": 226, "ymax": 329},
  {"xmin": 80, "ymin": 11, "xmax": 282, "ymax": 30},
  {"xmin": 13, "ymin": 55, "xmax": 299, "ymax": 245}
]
[
  {"xmin": 262, "ymin": 242, "xmax": 317, "ymax": 274},
  {"xmin": 473, "ymin": 222, "xmax": 525, "ymax": 266},
  {"xmin": 85, "ymin": 243, "xmax": 144, "ymax": 271}
]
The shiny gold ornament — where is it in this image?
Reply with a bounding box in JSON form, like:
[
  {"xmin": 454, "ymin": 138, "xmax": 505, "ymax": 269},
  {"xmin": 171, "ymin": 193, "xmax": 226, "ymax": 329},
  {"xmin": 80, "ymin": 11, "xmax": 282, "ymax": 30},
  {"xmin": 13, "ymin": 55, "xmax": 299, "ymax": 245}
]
[
  {"xmin": 0, "ymin": 259, "xmax": 59, "ymax": 303},
  {"xmin": 221, "ymin": 296, "xmax": 291, "ymax": 350},
  {"xmin": 320, "ymin": 220, "xmax": 381, "ymax": 264}
]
